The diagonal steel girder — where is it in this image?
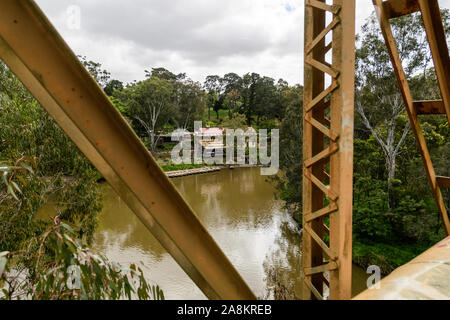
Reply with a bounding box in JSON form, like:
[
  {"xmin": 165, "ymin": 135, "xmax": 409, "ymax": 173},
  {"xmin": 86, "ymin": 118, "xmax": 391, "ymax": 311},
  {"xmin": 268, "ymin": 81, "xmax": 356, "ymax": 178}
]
[{"xmin": 0, "ymin": 0, "xmax": 255, "ymax": 300}]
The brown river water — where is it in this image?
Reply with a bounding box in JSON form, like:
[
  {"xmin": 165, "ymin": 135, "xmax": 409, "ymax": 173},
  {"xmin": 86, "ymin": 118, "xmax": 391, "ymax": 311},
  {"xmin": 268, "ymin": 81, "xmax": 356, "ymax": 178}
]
[{"xmin": 40, "ymin": 167, "xmax": 369, "ymax": 299}]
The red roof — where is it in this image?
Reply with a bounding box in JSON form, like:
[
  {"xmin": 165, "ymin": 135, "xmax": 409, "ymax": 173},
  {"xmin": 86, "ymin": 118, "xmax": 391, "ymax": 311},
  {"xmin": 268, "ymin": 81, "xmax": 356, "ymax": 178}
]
[{"xmin": 197, "ymin": 127, "xmax": 224, "ymax": 136}]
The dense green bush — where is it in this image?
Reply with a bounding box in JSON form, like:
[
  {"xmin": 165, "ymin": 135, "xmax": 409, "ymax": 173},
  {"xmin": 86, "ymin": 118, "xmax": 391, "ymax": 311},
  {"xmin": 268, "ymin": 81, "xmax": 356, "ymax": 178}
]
[
  {"xmin": 0, "ymin": 61, "xmax": 166, "ymax": 299},
  {"xmin": 0, "ymin": 62, "xmax": 102, "ymax": 248},
  {"xmin": 0, "ymin": 220, "xmax": 164, "ymax": 300}
]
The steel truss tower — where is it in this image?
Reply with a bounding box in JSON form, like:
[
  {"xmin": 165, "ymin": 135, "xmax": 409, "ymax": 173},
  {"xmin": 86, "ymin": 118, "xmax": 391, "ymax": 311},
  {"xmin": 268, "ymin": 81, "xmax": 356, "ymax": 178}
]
[{"xmin": 302, "ymin": 0, "xmax": 356, "ymax": 300}]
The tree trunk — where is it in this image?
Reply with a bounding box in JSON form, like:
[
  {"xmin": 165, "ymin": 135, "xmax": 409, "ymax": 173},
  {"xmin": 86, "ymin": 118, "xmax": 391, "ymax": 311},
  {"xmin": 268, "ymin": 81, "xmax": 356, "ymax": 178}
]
[
  {"xmin": 356, "ymin": 93, "xmax": 410, "ymax": 210},
  {"xmin": 150, "ymin": 131, "xmax": 156, "ymax": 154},
  {"xmin": 387, "ymin": 154, "xmax": 396, "ymax": 209}
]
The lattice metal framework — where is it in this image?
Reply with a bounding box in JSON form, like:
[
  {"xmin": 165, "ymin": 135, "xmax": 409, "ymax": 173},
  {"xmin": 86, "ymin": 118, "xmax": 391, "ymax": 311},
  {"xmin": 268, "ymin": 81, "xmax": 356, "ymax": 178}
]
[
  {"xmin": 302, "ymin": 0, "xmax": 355, "ymax": 300},
  {"xmin": 373, "ymin": 0, "xmax": 450, "ymax": 235}
]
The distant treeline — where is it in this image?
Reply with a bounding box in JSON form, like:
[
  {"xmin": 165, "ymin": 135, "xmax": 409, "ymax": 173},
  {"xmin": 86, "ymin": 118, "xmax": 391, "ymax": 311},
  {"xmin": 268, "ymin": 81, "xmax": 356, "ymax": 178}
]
[{"xmin": 80, "ymin": 56, "xmax": 302, "ymax": 153}]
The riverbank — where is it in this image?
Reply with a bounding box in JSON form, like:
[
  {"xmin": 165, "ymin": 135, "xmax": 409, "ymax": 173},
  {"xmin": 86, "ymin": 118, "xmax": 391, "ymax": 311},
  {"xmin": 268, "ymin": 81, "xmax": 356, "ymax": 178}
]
[
  {"xmin": 352, "ymin": 239, "xmax": 430, "ymax": 276},
  {"xmin": 154, "ymin": 149, "xmax": 263, "ymax": 177},
  {"xmin": 166, "ymin": 166, "xmax": 222, "ymax": 178},
  {"xmin": 165, "ymin": 164, "xmax": 262, "ymax": 178}
]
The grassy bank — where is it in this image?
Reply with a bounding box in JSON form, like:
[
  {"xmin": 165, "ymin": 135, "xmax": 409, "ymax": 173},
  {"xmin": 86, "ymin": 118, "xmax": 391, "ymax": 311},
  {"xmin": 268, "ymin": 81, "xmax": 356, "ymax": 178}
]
[
  {"xmin": 154, "ymin": 149, "xmax": 210, "ymax": 172},
  {"xmin": 352, "ymin": 240, "xmax": 430, "ymax": 275}
]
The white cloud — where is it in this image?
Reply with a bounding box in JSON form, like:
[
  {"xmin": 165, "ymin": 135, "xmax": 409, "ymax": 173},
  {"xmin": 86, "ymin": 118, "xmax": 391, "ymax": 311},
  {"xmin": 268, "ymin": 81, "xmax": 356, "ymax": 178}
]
[{"xmin": 34, "ymin": 0, "xmax": 450, "ymax": 86}]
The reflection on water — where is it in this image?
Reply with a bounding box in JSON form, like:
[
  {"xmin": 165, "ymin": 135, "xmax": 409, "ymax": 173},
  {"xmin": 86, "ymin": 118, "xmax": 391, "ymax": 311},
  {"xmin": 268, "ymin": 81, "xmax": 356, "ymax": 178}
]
[
  {"xmin": 55, "ymin": 167, "xmax": 369, "ymax": 299},
  {"xmin": 263, "ymin": 220, "xmax": 302, "ymax": 299}
]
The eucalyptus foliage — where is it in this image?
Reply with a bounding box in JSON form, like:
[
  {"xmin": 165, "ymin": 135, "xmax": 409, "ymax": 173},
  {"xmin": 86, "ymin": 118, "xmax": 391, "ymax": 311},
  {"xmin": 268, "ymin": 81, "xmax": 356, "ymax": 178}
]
[
  {"xmin": 0, "ymin": 220, "xmax": 164, "ymax": 300},
  {"xmin": 1, "ymin": 61, "xmax": 164, "ymax": 299}
]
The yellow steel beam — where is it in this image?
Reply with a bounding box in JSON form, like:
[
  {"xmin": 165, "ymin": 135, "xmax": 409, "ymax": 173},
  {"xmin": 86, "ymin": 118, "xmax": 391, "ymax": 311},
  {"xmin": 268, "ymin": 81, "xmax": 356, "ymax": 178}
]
[
  {"xmin": 413, "ymin": 100, "xmax": 445, "ymax": 115},
  {"xmin": 302, "ymin": 0, "xmax": 355, "ymax": 300},
  {"xmin": 437, "ymin": 176, "xmax": 450, "ymax": 188},
  {"xmin": 418, "ymin": 0, "xmax": 450, "ymax": 123},
  {"xmin": 303, "ymin": 0, "xmax": 327, "ymax": 300},
  {"xmin": 328, "ymin": 0, "xmax": 356, "ymax": 300},
  {"xmin": 383, "ymin": 0, "xmax": 420, "ymax": 20},
  {"xmin": 0, "ymin": 0, "xmax": 255, "ymax": 300}
]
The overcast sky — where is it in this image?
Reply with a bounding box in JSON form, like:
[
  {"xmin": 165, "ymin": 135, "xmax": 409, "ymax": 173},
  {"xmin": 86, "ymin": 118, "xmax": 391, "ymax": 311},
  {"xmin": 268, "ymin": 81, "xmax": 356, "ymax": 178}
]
[{"xmin": 34, "ymin": 0, "xmax": 450, "ymax": 86}]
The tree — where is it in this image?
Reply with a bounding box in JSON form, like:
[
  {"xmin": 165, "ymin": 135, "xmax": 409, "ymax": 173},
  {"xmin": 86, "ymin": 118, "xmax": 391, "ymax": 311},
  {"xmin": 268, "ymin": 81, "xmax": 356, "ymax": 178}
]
[
  {"xmin": 356, "ymin": 93, "xmax": 410, "ymax": 205},
  {"xmin": 222, "ymin": 73, "xmax": 243, "ymax": 119},
  {"xmin": 271, "ymin": 85, "xmax": 303, "ymax": 221},
  {"xmin": 172, "ymin": 78, "xmax": 206, "ymax": 130},
  {"xmin": 202, "ymin": 72, "xmax": 285, "ymax": 126},
  {"xmin": 0, "ymin": 63, "xmax": 103, "ymax": 247},
  {"xmin": 78, "ymin": 56, "xmax": 111, "ymax": 88},
  {"xmin": 254, "ymin": 76, "xmax": 278, "ymax": 126},
  {"xmin": 224, "ymin": 89, "xmax": 242, "ymax": 120},
  {"xmin": 204, "ymin": 75, "xmax": 225, "ymax": 121},
  {"xmin": 145, "ymin": 67, "xmax": 185, "ymax": 81},
  {"xmin": 0, "ymin": 59, "xmax": 165, "ymax": 301},
  {"xmin": 275, "ymin": 79, "xmax": 291, "ymax": 120},
  {"xmin": 354, "ymin": 12, "xmax": 449, "ymax": 205},
  {"xmin": 104, "ymin": 79, "xmax": 124, "ymax": 96},
  {"xmin": 0, "ymin": 165, "xmax": 163, "ymax": 300},
  {"xmin": 241, "ymin": 73, "xmax": 261, "ymax": 126},
  {"xmin": 348, "ymin": 10, "xmax": 450, "ymax": 272},
  {"xmin": 219, "ymin": 112, "xmax": 247, "ymax": 130},
  {"xmin": 118, "ymin": 77, "xmax": 174, "ymax": 153}
]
